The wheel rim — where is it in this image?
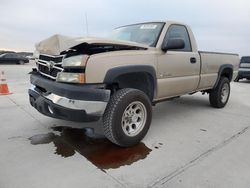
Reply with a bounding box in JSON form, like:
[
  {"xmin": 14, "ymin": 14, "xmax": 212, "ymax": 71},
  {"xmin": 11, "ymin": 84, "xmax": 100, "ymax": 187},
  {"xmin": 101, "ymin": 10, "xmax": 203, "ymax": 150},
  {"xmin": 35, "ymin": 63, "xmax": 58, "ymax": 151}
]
[
  {"xmin": 121, "ymin": 101, "xmax": 147, "ymax": 137},
  {"xmin": 221, "ymin": 83, "xmax": 229, "ymax": 103}
]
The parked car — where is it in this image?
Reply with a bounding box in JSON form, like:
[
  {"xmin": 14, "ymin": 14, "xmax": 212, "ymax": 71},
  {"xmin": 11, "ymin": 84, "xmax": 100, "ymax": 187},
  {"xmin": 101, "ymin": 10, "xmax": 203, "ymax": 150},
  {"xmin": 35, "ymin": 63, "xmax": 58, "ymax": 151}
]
[
  {"xmin": 29, "ymin": 21, "xmax": 239, "ymax": 147},
  {"xmin": 26, "ymin": 55, "xmax": 35, "ymax": 60},
  {"xmin": 17, "ymin": 52, "xmax": 33, "ymax": 60},
  {"xmin": 0, "ymin": 53, "xmax": 29, "ymax": 64},
  {"xmin": 235, "ymin": 56, "xmax": 250, "ymax": 82}
]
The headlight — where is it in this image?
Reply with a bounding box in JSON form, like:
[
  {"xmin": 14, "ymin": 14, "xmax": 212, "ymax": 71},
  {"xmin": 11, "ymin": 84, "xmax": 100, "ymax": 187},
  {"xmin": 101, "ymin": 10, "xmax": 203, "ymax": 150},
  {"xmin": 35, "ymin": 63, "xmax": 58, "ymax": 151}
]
[
  {"xmin": 62, "ymin": 55, "xmax": 89, "ymax": 68},
  {"xmin": 33, "ymin": 50, "xmax": 40, "ymax": 59},
  {"xmin": 56, "ymin": 72, "xmax": 85, "ymax": 83}
]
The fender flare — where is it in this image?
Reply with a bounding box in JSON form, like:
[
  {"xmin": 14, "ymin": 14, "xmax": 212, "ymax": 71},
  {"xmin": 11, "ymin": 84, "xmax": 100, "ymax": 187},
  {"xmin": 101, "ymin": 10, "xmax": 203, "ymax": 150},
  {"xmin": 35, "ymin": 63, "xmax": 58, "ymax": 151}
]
[
  {"xmin": 103, "ymin": 65, "xmax": 157, "ymax": 98},
  {"xmin": 213, "ymin": 64, "xmax": 233, "ymax": 89}
]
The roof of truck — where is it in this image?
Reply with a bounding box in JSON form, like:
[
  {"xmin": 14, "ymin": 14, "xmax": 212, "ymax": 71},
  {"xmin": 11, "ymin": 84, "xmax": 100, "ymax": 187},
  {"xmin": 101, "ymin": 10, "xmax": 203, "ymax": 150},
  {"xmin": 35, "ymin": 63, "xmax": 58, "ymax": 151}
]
[{"xmin": 115, "ymin": 20, "xmax": 186, "ymax": 29}]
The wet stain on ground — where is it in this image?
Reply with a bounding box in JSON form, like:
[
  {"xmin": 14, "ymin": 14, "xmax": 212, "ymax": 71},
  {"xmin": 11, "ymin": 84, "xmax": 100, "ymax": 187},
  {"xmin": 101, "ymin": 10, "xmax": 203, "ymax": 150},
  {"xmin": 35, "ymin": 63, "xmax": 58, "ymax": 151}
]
[{"xmin": 29, "ymin": 127, "xmax": 152, "ymax": 170}]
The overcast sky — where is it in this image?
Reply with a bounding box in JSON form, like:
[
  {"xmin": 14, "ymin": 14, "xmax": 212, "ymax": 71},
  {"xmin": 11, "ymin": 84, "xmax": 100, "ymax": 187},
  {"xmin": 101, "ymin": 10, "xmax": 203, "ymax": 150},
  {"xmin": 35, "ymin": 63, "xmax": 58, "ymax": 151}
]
[{"xmin": 0, "ymin": 0, "xmax": 249, "ymax": 56}]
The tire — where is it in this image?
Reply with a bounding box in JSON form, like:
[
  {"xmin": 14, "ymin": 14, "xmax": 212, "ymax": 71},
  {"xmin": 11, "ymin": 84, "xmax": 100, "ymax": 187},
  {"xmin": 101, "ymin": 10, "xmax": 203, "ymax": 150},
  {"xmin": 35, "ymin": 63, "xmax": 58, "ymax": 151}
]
[
  {"xmin": 209, "ymin": 77, "xmax": 230, "ymax": 108},
  {"xmin": 234, "ymin": 76, "xmax": 240, "ymax": 82},
  {"xmin": 103, "ymin": 88, "xmax": 152, "ymax": 147},
  {"xmin": 19, "ymin": 60, "xmax": 25, "ymax": 65}
]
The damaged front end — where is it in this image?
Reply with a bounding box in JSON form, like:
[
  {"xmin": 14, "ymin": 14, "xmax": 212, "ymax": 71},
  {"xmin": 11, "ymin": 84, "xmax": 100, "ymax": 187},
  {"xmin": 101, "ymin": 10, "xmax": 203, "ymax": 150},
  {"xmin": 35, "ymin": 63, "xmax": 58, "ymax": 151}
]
[
  {"xmin": 34, "ymin": 34, "xmax": 148, "ymax": 81},
  {"xmin": 29, "ymin": 35, "xmax": 147, "ymax": 122},
  {"xmin": 29, "ymin": 72, "xmax": 110, "ymax": 122},
  {"xmin": 30, "ymin": 34, "xmax": 148, "ymax": 122}
]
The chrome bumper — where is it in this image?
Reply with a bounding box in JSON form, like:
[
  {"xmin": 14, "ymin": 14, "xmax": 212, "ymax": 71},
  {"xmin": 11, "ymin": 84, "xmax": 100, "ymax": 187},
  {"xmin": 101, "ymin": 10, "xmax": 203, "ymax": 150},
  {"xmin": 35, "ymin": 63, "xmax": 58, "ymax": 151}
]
[{"xmin": 30, "ymin": 84, "xmax": 108, "ymax": 116}]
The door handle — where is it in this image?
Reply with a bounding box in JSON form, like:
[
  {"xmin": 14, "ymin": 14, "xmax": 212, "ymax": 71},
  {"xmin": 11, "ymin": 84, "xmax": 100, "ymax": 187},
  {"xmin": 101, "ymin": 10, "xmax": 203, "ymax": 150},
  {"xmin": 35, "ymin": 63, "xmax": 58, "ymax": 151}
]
[{"xmin": 190, "ymin": 57, "xmax": 197, "ymax": 63}]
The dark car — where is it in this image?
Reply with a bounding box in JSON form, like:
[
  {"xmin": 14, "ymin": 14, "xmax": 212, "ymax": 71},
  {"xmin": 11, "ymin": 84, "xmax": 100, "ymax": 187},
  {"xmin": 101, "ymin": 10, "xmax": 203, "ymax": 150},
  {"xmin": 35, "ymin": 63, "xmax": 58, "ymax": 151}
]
[
  {"xmin": 235, "ymin": 56, "xmax": 250, "ymax": 82},
  {"xmin": 0, "ymin": 53, "xmax": 29, "ymax": 64}
]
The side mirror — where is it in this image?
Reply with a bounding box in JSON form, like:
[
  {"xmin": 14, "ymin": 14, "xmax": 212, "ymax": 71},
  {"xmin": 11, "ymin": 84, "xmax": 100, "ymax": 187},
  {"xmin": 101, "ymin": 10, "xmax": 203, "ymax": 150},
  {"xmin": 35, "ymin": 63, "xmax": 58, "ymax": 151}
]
[{"xmin": 162, "ymin": 38, "xmax": 185, "ymax": 52}]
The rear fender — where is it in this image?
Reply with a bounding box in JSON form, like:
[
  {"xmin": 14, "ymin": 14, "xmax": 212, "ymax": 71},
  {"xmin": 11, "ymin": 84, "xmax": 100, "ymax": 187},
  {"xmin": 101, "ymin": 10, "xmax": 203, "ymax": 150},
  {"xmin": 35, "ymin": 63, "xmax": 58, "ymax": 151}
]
[{"xmin": 213, "ymin": 64, "xmax": 233, "ymax": 89}]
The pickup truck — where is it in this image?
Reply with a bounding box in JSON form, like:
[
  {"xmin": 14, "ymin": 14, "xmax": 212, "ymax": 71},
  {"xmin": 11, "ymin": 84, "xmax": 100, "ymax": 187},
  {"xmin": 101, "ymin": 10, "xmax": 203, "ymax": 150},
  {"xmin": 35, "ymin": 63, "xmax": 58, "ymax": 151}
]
[
  {"xmin": 29, "ymin": 21, "xmax": 239, "ymax": 147},
  {"xmin": 235, "ymin": 56, "xmax": 250, "ymax": 82}
]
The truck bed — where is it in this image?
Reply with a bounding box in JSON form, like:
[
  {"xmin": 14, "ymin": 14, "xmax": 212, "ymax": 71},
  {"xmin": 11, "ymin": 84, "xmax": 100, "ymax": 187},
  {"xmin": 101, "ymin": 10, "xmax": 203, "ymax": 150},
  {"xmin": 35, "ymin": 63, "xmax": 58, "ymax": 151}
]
[{"xmin": 197, "ymin": 51, "xmax": 239, "ymax": 90}]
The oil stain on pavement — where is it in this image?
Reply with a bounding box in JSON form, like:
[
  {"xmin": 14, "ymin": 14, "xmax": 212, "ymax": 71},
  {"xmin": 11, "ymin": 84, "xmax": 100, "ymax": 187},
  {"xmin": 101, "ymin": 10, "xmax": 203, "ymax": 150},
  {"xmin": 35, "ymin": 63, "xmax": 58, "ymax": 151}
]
[{"xmin": 29, "ymin": 127, "xmax": 152, "ymax": 170}]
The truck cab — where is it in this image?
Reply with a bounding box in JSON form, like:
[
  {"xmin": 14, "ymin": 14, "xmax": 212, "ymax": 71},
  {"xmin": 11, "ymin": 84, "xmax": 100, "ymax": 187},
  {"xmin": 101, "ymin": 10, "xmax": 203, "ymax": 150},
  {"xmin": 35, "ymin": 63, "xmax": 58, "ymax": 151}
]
[{"xmin": 155, "ymin": 22, "xmax": 201, "ymax": 99}]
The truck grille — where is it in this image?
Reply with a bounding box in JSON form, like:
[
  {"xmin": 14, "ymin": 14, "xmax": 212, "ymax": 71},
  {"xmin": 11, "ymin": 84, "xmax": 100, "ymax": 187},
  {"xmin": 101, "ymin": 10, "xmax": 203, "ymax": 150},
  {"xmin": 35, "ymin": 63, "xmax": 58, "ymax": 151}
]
[{"xmin": 36, "ymin": 54, "xmax": 64, "ymax": 80}]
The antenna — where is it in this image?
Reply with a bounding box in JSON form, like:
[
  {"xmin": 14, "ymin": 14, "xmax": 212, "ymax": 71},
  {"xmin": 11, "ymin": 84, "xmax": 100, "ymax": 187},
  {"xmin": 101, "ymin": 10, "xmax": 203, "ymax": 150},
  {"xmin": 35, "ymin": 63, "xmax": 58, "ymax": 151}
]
[{"xmin": 85, "ymin": 12, "xmax": 89, "ymax": 36}]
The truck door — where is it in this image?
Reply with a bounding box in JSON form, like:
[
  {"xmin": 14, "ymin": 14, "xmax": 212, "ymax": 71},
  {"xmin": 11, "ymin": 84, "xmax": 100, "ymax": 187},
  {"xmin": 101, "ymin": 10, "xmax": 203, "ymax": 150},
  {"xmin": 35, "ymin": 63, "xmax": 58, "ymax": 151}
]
[{"xmin": 156, "ymin": 24, "xmax": 200, "ymax": 99}]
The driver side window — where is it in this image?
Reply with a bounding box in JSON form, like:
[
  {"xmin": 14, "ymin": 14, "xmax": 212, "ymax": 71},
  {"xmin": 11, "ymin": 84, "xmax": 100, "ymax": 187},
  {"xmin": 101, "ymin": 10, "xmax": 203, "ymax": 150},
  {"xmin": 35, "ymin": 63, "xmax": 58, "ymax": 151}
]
[
  {"xmin": 4, "ymin": 54, "xmax": 13, "ymax": 58},
  {"xmin": 164, "ymin": 25, "xmax": 192, "ymax": 52}
]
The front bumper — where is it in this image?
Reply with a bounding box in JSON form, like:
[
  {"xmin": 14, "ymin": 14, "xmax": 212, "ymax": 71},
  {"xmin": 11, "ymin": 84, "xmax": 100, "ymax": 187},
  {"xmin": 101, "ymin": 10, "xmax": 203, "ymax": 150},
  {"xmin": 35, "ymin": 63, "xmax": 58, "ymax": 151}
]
[
  {"xmin": 29, "ymin": 72, "xmax": 110, "ymax": 122},
  {"xmin": 238, "ymin": 68, "xmax": 250, "ymax": 79}
]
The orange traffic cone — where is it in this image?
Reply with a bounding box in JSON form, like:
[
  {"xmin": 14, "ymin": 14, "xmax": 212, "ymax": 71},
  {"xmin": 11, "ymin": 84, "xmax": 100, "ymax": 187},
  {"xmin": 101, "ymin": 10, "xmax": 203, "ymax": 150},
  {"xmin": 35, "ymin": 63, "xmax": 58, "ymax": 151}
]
[{"xmin": 0, "ymin": 71, "xmax": 12, "ymax": 95}]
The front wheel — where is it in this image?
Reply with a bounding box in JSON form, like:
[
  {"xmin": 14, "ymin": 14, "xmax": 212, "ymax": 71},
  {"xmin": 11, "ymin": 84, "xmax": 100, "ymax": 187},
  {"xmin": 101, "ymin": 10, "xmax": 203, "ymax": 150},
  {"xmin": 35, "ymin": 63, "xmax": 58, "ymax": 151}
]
[
  {"xmin": 209, "ymin": 77, "xmax": 230, "ymax": 108},
  {"xmin": 17, "ymin": 60, "xmax": 24, "ymax": 65},
  {"xmin": 103, "ymin": 88, "xmax": 152, "ymax": 147}
]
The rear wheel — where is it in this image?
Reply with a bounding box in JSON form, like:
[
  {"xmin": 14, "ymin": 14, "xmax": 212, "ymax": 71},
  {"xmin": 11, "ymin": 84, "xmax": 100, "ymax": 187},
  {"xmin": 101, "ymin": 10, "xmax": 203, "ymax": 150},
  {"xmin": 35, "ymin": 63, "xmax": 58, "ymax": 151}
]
[
  {"xmin": 234, "ymin": 76, "xmax": 240, "ymax": 82},
  {"xmin": 103, "ymin": 88, "xmax": 152, "ymax": 147},
  {"xmin": 209, "ymin": 77, "xmax": 230, "ymax": 108}
]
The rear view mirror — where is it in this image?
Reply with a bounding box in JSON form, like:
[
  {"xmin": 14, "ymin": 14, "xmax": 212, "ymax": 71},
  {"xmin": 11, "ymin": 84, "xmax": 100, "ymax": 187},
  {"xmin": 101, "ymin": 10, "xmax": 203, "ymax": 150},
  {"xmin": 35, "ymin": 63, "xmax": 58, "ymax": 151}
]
[{"xmin": 162, "ymin": 38, "xmax": 185, "ymax": 52}]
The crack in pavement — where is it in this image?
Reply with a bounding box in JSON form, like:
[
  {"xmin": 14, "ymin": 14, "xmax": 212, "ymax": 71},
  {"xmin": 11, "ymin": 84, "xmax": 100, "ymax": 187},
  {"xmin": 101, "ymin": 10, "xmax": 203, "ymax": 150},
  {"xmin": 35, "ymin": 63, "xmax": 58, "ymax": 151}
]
[
  {"xmin": 149, "ymin": 125, "xmax": 250, "ymax": 187},
  {"xmin": 104, "ymin": 173, "xmax": 127, "ymax": 188}
]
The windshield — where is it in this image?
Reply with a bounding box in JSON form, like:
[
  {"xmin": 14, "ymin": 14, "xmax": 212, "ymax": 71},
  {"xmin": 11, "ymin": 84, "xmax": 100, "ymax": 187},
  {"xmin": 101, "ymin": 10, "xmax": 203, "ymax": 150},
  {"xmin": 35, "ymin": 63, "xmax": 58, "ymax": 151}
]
[
  {"xmin": 110, "ymin": 22, "xmax": 164, "ymax": 47},
  {"xmin": 241, "ymin": 56, "xmax": 250, "ymax": 64}
]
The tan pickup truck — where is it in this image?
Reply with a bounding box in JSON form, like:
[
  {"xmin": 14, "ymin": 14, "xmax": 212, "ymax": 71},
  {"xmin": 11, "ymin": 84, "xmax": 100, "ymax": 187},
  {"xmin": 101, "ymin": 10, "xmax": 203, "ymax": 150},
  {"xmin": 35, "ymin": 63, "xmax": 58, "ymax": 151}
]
[{"xmin": 29, "ymin": 21, "xmax": 239, "ymax": 147}]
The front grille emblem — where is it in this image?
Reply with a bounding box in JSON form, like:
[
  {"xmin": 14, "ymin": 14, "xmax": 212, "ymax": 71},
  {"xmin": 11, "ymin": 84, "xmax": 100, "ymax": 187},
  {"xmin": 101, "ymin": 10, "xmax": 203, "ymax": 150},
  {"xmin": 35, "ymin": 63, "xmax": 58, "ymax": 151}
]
[
  {"xmin": 37, "ymin": 54, "xmax": 64, "ymax": 79},
  {"xmin": 46, "ymin": 61, "xmax": 55, "ymax": 71}
]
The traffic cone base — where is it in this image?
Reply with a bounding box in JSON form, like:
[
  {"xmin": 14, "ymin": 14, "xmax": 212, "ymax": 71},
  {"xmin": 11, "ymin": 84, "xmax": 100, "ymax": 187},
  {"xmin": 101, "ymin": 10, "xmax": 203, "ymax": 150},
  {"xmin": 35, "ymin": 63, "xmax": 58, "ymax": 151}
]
[
  {"xmin": 0, "ymin": 84, "xmax": 12, "ymax": 95},
  {"xmin": 0, "ymin": 71, "xmax": 12, "ymax": 95}
]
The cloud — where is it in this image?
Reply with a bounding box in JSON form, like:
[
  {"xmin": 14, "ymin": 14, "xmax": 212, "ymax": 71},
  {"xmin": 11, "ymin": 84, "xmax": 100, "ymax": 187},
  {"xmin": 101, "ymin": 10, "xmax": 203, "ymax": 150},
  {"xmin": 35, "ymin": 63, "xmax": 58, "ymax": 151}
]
[{"xmin": 0, "ymin": 0, "xmax": 249, "ymax": 56}]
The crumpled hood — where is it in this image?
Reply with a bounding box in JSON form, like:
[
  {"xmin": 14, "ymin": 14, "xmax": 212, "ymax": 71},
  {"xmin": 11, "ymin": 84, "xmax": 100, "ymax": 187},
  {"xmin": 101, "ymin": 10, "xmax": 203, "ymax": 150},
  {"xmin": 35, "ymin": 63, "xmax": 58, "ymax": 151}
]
[{"xmin": 35, "ymin": 34, "xmax": 149, "ymax": 55}]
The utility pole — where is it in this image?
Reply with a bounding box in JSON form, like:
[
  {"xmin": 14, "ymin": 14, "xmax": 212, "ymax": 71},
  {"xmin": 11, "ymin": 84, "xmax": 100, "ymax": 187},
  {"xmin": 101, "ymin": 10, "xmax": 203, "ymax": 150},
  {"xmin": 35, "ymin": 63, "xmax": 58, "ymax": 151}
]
[{"xmin": 85, "ymin": 12, "xmax": 89, "ymax": 37}]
